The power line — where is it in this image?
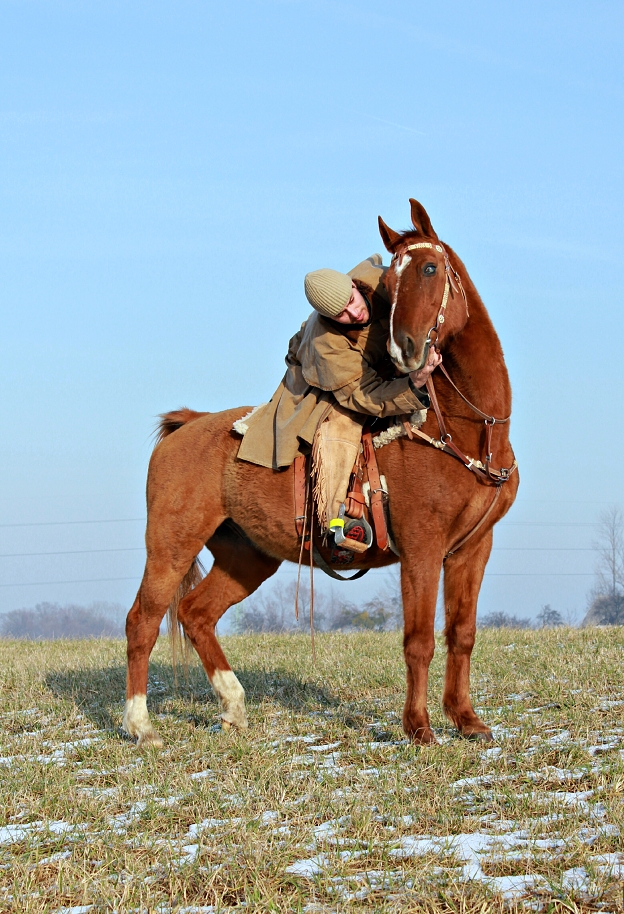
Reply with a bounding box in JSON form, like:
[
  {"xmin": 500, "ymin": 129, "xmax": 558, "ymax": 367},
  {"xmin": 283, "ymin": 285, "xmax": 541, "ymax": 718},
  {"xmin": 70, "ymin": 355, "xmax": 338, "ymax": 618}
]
[
  {"xmin": 0, "ymin": 570, "xmax": 597, "ymax": 588},
  {"xmin": 0, "ymin": 548, "xmax": 145, "ymax": 558},
  {"xmin": 0, "ymin": 517, "xmax": 604, "ymax": 530},
  {"xmin": 492, "ymin": 547, "xmax": 594, "ymax": 552},
  {"xmin": 0, "ymin": 518, "xmax": 145, "ymax": 529},
  {"xmin": 0, "ymin": 546, "xmax": 599, "ymax": 559},
  {"xmin": 0, "ymin": 576, "xmax": 140, "ymax": 588},
  {"xmin": 483, "ymin": 573, "xmax": 593, "ymax": 577},
  {"xmin": 500, "ymin": 522, "xmax": 598, "ymax": 528}
]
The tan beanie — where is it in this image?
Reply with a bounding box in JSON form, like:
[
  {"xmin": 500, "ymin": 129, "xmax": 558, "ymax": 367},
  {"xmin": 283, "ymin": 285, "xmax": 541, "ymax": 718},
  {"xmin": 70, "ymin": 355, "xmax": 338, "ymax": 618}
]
[{"xmin": 304, "ymin": 268, "xmax": 352, "ymax": 318}]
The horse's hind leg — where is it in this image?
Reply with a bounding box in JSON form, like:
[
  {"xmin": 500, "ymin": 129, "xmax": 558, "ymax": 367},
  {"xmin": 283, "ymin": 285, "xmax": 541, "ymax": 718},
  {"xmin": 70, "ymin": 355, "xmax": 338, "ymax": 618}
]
[
  {"xmin": 124, "ymin": 549, "xmax": 205, "ymax": 748},
  {"xmin": 442, "ymin": 530, "xmax": 493, "ymax": 740},
  {"xmin": 177, "ymin": 529, "xmax": 280, "ymax": 730}
]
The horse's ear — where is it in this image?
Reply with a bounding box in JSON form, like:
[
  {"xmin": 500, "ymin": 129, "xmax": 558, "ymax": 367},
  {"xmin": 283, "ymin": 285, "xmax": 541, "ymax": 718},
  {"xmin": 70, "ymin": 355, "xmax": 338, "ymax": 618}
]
[
  {"xmin": 378, "ymin": 216, "xmax": 403, "ymax": 252},
  {"xmin": 409, "ymin": 199, "xmax": 438, "ymax": 239}
]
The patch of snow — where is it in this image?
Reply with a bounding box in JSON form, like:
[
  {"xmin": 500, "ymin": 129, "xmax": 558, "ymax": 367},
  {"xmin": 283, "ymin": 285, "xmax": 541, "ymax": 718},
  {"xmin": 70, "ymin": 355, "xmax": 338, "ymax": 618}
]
[
  {"xmin": 587, "ymin": 740, "xmax": 620, "ymax": 755},
  {"xmin": 489, "ymin": 725, "xmax": 518, "ymax": 739},
  {"xmin": 76, "ymin": 787, "xmax": 119, "ymax": 798},
  {"xmin": 578, "ymin": 824, "xmax": 620, "ymax": 845},
  {"xmin": 176, "ymin": 844, "xmax": 200, "ymax": 864},
  {"xmin": 259, "ymin": 811, "xmax": 279, "ymax": 825},
  {"xmin": 36, "ymin": 850, "xmax": 72, "ymax": 866},
  {"xmin": 487, "ymin": 873, "xmax": 548, "ymax": 900},
  {"xmin": 312, "ymin": 818, "xmax": 349, "ymax": 842},
  {"xmin": 452, "ymin": 774, "xmax": 505, "ymax": 789},
  {"xmin": 48, "ymin": 821, "xmax": 79, "ymax": 835},
  {"xmin": 481, "ymin": 747, "xmax": 502, "ymax": 760},
  {"xmin": 177, "ymin": 907, "xmax": 216, "ymax": 914},
  {"xmin": 42, "ymin": 738, "xmax": 101, "ymax": 749},
  {"xmin": 273, "ymin": 735, "xmax": 318, "ymax": 746},
  {"xmin": 188, "ymin": 817, "xmax": 242, "ymax": 838},
  {"xmin": 309, "ymin": 742, "xmax": 341, "ymax": 753},
  {"xmin": 595, "ymin": 699, "xmax": 624, "ymax": 711},
  {"xmin": 35, "ymin": 750, "xmax": 68, "ymax": 764},
  {"xmin": 592, "ymin": 852, "xmax": 624, "ymax": 878},
  {"xmin": 51, "ymin": 907, "xmax": 93, "ymax": 914},
  {"xmin": 0, "ymin": 822, "xmax": 41, "ymax": 845},
  {"xmin": 560, "ymin": 865, "xmax": 595, "ymax": 897},
  {"xmin": 285, "ymin": 854, "xmax": 329, "ymax": 877},
  {"xmin": 189, "ymin": 770, "xmax": 213, "ymax": 780}
]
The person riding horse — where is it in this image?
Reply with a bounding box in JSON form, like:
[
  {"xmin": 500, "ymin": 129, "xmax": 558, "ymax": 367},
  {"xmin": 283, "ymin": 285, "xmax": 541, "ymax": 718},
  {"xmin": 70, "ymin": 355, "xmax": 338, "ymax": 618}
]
[{"xmin": 236, "ymin": 254, "xmax": 441, "ymax": 549}]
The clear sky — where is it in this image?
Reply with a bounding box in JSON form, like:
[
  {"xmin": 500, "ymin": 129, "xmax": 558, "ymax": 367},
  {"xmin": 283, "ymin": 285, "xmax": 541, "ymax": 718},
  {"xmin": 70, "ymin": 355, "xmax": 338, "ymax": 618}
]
[{"xmin": 1, "ymin": 0, "xmax": 623, "ymax": 624}]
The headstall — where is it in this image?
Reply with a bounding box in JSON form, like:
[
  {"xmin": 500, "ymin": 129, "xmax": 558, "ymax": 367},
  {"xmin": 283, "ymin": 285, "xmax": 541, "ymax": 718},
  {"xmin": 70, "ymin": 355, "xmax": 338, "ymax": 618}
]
[{"xmin": 391, "ymin": 241, "xmax": 518, "ymax": 497}]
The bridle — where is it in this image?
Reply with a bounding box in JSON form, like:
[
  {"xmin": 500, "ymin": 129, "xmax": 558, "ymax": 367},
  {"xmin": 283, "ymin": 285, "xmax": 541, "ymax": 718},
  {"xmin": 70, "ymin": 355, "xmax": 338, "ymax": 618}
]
[
  {"xmin": 392, "ymin": 241, "xmax": 469, "ymax": 368},
  {"xmin": 391, "ymin": 240, "xmax": 518, "ymax": 556}
]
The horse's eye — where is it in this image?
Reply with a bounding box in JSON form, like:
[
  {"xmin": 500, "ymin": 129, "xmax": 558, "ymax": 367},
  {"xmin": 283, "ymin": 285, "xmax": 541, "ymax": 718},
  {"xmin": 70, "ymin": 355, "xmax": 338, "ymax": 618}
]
[{"xmin": 423, "ymin": 263, "xmax": 436, "ymax": 276}]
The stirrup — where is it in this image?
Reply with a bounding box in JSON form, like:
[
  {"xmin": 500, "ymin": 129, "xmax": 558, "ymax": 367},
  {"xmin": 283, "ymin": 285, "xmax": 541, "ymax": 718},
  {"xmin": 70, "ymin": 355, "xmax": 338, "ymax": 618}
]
[{"xmin": 329, "ymin": 505, "xmax": 373, "ymax": 554}]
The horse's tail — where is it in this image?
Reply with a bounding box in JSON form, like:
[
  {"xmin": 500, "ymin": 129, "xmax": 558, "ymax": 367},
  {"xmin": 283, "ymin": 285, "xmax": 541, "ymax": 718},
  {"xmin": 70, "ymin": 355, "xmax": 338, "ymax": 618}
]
[
  {"xmin": 155, "ymin": 407, "xmax": 209, "ymax": 673},
  {"xmin": 155, "ymin": 408, "xmax": 210, "ymax": 445},
  {"xmin": 166, "ymin": 555, "xmax": 206, "ymax": 678}
]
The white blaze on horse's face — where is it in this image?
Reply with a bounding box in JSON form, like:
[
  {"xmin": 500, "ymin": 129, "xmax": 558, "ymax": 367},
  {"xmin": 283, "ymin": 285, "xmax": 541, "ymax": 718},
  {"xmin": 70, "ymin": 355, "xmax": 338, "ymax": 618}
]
[{"xmin": 389, "ymin": 252, "xmax": 412, "ymax": 373}]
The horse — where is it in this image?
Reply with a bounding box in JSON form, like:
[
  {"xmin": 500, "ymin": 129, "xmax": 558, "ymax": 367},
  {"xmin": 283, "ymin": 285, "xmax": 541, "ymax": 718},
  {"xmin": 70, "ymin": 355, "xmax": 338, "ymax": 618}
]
[{"xmin": 123, "ymin": 198, "xmax": 518, "ymax": 749}]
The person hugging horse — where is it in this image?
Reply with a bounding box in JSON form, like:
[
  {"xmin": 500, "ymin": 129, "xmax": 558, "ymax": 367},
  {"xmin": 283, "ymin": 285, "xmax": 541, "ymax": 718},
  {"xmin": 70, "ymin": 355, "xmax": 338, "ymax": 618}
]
[{"xmin": 235, "ymin": 254, "xmax": 441, "ymax": 552}]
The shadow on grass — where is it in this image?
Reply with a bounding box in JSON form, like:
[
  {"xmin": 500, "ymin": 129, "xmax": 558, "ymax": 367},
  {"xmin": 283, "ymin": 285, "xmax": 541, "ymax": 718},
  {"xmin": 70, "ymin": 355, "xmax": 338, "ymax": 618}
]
[{"xmin": 44, "ymin": 662, "xmax": 342, "ymax": 734}]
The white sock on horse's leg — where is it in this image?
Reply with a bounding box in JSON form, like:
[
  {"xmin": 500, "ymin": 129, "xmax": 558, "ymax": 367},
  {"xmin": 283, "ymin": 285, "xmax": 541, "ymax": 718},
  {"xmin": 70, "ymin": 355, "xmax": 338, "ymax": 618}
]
[
  {"xmin": 122, "ymin": 694, "xmax": 164, "ymax": 748},
  {"xmin": 210, "ymin": 668, "xmax": 248, "ymax": 729}
]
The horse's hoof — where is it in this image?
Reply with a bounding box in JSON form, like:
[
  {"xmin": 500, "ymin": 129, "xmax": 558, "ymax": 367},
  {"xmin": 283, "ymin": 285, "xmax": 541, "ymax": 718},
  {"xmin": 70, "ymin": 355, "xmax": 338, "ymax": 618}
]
[
  {"xmin": 463, "ymin": 728, "xmax": 493, "ymax": 742},
  {"xmin": 220, "ymin": 713, "xmax": 248, "ymax": 731},
  {"xmin": 137, "ymin": 731, "xmax": 164, "ymax": 750},
  {"xmin": 409, "ymin": 727, "xmax": 439, "ymax": 746}
]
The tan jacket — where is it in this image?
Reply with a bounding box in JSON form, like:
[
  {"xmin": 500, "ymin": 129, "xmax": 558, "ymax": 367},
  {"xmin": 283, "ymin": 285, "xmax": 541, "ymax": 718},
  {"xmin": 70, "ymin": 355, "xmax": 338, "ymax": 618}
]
[{"xmin": 236, "ymin": 255, "xmax": 427, "ymax": 469}]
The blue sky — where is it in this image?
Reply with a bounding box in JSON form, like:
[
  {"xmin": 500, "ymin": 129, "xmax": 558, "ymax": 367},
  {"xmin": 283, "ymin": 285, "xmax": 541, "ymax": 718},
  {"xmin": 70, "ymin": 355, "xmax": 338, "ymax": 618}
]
[{"xmin": 1, "ymin": 0, "xmax": 623, "ymax": 622}]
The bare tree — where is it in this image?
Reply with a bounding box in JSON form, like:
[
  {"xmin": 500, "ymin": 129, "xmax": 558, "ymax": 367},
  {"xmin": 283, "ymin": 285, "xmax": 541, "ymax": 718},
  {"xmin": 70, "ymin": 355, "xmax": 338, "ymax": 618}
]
[
  {"xmin": 478, "ymin": 611, "xmax": 531, "ymax": 629},
  {"xmin": 231, "ymin": 572, "xmax": 404, "ymax": 634},
  {"xmin": 232, "ymin": 579, "xmax": 333, "ymax": 633},
  {"xmin": 593, "ymin": 506, "xmax": 624, "ymax": 599},
  {"xmin": 536, "ymin": 604, "xmax": 563, "ymax": 628},
  {"xmin": 0, "ymin": 602, "xmax": 124, "ymax": 640},
  {"xmin": 582, "ymin": 506, "xmax": 624, "ymax": 625}
]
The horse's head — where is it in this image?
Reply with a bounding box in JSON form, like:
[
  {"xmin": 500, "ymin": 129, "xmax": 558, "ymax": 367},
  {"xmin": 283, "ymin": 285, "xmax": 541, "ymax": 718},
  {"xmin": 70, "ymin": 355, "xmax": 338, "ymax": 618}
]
[{"xmin": 379, "ymin": 199, "xmax": 468, "ymax": 374}]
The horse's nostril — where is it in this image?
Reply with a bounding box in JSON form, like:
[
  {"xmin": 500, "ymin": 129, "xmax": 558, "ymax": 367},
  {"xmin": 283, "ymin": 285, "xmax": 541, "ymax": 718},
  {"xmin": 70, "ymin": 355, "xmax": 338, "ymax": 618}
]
[{"xmin": 403, "ymin": 335, "xmax": 415, "ymax": 360}]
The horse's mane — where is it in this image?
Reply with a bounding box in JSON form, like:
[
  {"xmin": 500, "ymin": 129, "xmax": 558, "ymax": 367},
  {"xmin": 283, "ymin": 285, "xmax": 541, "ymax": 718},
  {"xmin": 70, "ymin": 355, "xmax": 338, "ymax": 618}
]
[{"xmin": 155, "ymin": 408, "xmax": 209, "ymax": 445}]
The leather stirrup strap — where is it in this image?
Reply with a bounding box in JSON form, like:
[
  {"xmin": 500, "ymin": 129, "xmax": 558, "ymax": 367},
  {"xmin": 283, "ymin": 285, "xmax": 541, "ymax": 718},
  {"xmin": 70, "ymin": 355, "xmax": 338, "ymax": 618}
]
[
  {"xmin": 294, "ymin": 454, "xmax": 307, "ymax": 538},
  {"xmin": 312, "ymin": 546, "xmax": 370, "ymax": 581},
  {"xmin": 362, "ymin": 427, "xmax": 389, "ymax": 552}
]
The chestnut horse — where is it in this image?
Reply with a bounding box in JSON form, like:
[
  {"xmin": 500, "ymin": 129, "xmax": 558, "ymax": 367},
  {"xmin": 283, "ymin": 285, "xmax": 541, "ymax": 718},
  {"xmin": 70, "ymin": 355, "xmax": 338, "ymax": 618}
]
[{"xmin": 123, "ymin": 199, "xmax": 518, "ymax": 748}]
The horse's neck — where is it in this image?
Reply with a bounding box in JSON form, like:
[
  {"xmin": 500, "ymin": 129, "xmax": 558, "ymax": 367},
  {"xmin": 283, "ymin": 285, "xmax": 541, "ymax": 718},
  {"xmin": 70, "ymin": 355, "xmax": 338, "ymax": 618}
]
[{"xmin": 443, "ymin": 292, "xmax": 512, "ymax": 424}]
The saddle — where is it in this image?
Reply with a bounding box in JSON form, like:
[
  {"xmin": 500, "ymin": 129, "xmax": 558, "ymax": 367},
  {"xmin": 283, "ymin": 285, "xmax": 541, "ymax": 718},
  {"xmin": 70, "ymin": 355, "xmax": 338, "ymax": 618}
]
[{"xmin": 293, "ymin": 425, "xmax": 391, "ymax": 562}]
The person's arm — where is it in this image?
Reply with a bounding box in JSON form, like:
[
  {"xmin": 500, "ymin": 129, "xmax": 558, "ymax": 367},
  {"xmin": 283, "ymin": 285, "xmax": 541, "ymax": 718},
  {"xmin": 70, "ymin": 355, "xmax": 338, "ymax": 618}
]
[
  {"xmin": 285, "ymin": 323, "xmax": 306, "ymax": 368},
  {"xmin": 333, "ymin": 363, "xmax": 429, "ymax": 417}
]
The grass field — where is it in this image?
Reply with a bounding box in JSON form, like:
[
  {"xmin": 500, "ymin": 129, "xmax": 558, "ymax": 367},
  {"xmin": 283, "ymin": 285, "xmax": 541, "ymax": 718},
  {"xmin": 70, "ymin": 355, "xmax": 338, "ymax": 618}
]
[{"xmin": 1, "ymin": 628, "xmax": 624, "ymax": 913}]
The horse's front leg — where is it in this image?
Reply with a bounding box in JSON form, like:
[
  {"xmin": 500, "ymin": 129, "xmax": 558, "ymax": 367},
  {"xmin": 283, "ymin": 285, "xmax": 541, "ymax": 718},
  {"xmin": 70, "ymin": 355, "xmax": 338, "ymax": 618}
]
[
  {"xmin": 442, "ymin": 530, "xmax": 493, "ymax": 740},
  {"xmin": 400, "ymin": 557, "xmax": 442, "ymax": 745}
]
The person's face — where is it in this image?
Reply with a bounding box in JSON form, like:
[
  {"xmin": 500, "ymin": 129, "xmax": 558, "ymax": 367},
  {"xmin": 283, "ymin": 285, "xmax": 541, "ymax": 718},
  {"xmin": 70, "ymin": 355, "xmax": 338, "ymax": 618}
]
[{"xmin": 333, "ymin": 282, "xmax": 369, "ymax": 324}]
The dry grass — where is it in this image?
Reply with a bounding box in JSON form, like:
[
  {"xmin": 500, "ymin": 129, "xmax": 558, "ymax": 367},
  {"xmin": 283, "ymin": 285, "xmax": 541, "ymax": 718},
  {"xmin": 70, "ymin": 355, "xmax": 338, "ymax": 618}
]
[{"xmin": 1, "ymin": 628, "xmax": 624, "ymax": 912}]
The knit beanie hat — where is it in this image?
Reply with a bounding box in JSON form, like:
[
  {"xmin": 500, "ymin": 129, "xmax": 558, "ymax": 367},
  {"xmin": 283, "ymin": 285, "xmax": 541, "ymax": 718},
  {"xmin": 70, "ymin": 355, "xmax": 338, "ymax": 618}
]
[{"xmin": 304, "ymin": 268, "xmax": 352, "ymax": 318}]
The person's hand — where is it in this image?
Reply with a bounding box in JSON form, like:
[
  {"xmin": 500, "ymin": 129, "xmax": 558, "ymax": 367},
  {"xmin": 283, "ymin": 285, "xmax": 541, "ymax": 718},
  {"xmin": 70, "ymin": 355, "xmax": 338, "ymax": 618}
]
[{"xmin": 409, "ymin": 347, "xmax": 442, "ymax": 389}]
